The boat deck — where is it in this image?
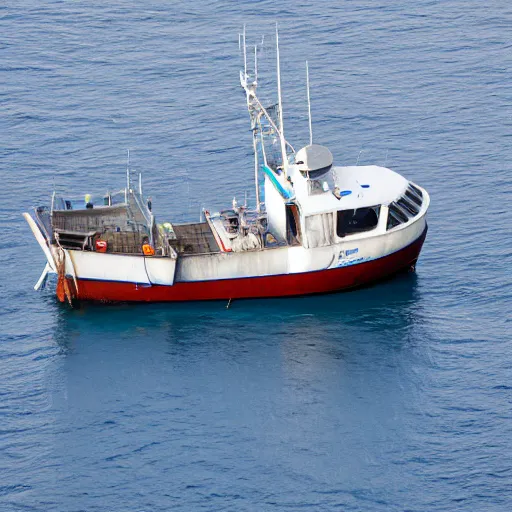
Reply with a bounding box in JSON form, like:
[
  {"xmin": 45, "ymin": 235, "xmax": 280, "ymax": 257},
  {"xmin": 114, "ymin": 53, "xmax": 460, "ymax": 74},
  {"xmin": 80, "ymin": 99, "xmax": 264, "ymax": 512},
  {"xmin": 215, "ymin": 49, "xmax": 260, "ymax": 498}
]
[{"xmin": 169, "ymin": 222, "xmax": 221, "ymax": 255}]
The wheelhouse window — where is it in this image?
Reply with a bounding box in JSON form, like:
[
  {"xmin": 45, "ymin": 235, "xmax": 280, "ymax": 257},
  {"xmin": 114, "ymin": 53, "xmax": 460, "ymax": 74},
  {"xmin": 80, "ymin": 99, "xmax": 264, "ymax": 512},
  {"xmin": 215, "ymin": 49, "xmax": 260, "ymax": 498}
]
[
  {"xmin": 387, "ymin": 203, "xmax": 408, "ymax": 230},
  {"xmin": 408, "ymin": 183, "xmax": 423, "ymax": 201},
  {"xmin": 336, "ymin": 206, "xmax": 380, "ymax": 238},
  {"xmin": 405, "ymin": 187, "xmax": 422, "ymax": 208},
  {"xmin": 396, "ymin": 196, "xmax": 420, "ymax": 216},
  {"xmin": 386, "ymin": 184, "xmax": 423, "ymax": 231}
]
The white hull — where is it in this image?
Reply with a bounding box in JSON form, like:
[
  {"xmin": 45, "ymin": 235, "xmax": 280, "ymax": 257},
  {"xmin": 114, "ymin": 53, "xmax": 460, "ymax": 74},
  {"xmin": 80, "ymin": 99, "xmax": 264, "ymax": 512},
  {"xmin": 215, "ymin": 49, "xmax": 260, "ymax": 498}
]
[{"xmin": 62, "ymin": 207, "xmax": 427, "ymax": 287}]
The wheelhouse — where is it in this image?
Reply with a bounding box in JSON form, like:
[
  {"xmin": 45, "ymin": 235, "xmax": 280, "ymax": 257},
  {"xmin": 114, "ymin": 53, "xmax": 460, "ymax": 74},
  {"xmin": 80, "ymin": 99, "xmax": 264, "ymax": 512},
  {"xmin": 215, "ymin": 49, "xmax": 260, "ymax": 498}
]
[{"xmin": 284, "ymin": 170, "xmax": 427, "ymax": 249}]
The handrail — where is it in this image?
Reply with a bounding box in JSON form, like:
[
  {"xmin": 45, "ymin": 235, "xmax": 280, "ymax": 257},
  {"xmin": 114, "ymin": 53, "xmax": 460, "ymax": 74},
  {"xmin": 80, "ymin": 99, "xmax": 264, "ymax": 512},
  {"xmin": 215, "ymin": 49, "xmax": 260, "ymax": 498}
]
[{"xmin": 130, "ymin": 189, "xmax": 152, "ymax": 227}]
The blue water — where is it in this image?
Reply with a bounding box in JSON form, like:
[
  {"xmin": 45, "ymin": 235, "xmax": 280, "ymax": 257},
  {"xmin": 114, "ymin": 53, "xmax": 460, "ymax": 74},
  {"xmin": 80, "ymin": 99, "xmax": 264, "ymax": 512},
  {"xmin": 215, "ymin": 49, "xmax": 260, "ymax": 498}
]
[{"xmin": 1, "ymin": 1, "xmax": 512, "ymax": 510}]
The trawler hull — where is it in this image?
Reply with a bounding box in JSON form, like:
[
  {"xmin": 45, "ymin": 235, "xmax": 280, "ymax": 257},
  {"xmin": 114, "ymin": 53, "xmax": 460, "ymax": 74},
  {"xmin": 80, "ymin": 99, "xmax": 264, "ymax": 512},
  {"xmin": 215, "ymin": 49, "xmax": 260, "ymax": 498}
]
[{"xmin": 67, "ymin": 226, "xmax": 427, "ymax": 303}]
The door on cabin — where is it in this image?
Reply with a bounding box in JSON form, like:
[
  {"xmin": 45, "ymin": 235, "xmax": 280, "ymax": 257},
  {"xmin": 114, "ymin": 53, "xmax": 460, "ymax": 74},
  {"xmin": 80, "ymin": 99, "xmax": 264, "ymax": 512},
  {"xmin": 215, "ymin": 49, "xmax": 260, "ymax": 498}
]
[{"xmin": 285, "ymin": 204, "xmax": 302, "ymax": 246}]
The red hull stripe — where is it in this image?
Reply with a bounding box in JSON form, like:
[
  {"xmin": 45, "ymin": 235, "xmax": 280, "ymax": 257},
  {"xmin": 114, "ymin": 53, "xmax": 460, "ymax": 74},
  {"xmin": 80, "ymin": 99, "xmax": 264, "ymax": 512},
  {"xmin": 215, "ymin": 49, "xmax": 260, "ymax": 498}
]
[{"xmin": 72, "ymin": 227, "xmax": 427, "ymax": 302}]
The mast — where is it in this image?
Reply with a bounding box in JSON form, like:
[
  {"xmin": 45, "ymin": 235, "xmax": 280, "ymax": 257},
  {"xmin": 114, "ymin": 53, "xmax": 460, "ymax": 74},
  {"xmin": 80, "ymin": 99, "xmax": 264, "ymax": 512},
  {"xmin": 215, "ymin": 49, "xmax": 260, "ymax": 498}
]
[
  {"xmin": 253, "ymin": 44, "xmax": 260, "ymax": 212},
  {"xmin": 306, "ymin": 61, "xmax": 313, "ymax": 146},
  {"xmin": 126, "ymin": 149, "xmax": 130, "ymax": 190},
  {"xmin": 254, "ymin": 44, "xmax": 258, "ymax": 83},
  {"xmin": 242, "ymin": 25, "xmax": 247, "ymax": 80},
  {"xmin": 253, "ymin": 132, "xmax": 260, "ymax": 212},
  {"xmin": 125, "ymin": 149, "xmax": 130, "ymax": 203},
  {"xmin": 275, "ymin": 24, "xmax": 287, "ymax": 172},
  {"xmin": 239, "ymin": 26, "xmax": 295, "ymax": 207}
]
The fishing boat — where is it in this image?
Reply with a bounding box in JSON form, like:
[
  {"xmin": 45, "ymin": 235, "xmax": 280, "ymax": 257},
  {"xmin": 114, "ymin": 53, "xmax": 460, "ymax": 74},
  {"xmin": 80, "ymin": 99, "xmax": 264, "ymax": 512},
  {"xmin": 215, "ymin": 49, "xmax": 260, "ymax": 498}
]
[{"xmin": 24, "ymin": 29, "xmax": 429, "ymax": 304}]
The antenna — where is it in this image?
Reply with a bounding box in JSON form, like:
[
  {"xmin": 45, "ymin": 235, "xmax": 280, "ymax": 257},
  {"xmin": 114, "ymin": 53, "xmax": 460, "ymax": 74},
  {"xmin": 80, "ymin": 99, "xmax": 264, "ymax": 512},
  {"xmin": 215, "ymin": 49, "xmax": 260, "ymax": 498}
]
[
  {"xmin": 126, "ymin": 149, "xmax": 130, "ymax": 191},
  {"xmin": 356, "ymin": 149, "xmax": 364, "ymax": 166},
  {"xmin": 306, "ymin": 61, "xmax": 313, "ymax": 146},
  {"xmin": 253, "ymin": 130, "xmax": 260, "ymax": 212},
  {"xmin": 254, "ymin": 44, "xmax": 258, "ymax": 83},
  {"xmin": 242, "ymin": 25, "xmax": 247, "ymax": 80},
  {"xmin": 275, "ymin": 23, "xmax": 287, "ymax": 171}
]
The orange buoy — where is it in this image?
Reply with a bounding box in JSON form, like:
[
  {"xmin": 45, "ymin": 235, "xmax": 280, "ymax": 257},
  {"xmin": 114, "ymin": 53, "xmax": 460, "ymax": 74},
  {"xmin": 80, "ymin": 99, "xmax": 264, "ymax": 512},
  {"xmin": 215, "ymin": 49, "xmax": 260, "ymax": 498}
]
[{"xmin": 142, "ymin": 243, "xmax": 155, "ymax": 256}]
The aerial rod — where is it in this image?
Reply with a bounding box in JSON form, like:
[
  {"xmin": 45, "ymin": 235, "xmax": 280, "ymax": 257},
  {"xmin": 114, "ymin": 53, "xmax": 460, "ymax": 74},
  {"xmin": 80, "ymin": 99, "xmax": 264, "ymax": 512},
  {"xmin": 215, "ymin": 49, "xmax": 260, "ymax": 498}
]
[
  {"xmin": 254, "ymin": 44, "xmax": 258, "ymax": 83},
  {"xmin": 306, "ymin": 61, "xmax": 313, "ymax": 146},
  {"xmin": 126, "ymin": 149, "xmax": 130, "ymax": 192},
  {"xmin": 242, "ymin": 25, "xmax": 247, "ymax": 80},
  {"xmin": 253, "ymin": 128, "xmax": 260, "ymax": 212},
  {"xmin": 275, "ymin": 23, "xmax": 287, "ymax": 172}
]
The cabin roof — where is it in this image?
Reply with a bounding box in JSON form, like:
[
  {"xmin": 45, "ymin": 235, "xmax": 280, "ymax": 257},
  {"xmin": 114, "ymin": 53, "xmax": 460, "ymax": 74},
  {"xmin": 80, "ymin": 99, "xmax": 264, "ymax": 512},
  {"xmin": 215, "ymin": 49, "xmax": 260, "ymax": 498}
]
[{"xmin": 294, "ymin": 165, "xmax": 409, "ymax": 216}]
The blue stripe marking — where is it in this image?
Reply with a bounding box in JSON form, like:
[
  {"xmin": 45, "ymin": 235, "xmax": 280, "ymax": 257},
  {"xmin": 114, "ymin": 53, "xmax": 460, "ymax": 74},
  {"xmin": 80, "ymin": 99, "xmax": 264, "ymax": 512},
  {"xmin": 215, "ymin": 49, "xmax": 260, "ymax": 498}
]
[{"xmin": 261, "ymin": 165, "xmax": 294, "ymax": 200}]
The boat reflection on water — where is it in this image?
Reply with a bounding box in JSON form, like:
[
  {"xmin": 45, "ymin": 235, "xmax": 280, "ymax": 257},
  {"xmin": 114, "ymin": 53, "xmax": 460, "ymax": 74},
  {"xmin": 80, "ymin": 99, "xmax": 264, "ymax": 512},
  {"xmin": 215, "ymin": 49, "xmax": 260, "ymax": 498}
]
[
  {"xmin": 49, "ymin": 271, "xmax": 426, "ymax": 492},
  {"xmin": 275, "ymin": 272, "xmax": 425, "ymax": 382}
]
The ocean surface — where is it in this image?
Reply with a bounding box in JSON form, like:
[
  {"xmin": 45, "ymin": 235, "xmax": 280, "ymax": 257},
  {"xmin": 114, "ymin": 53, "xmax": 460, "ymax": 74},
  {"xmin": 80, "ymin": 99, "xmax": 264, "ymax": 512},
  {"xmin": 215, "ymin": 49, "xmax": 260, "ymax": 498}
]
[{"xmin": 1, "ymin": 1, "xmax": 511, "ymax": 510}]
